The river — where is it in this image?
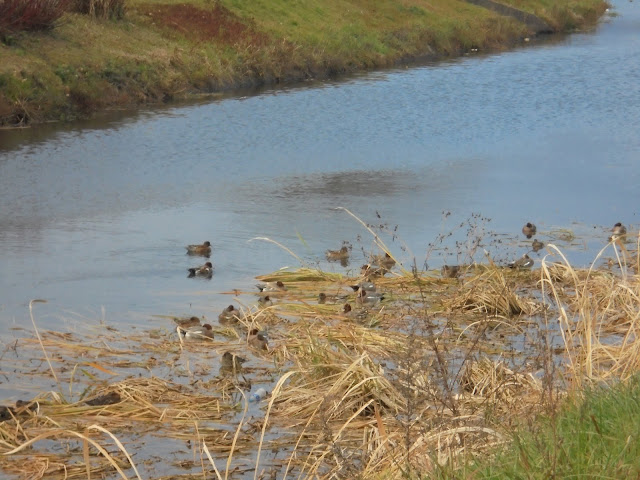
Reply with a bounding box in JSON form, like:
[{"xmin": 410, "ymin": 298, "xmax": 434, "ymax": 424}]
[{"xmin": 0, "ymin": 0, "xmax": 638, "ymax": 333}]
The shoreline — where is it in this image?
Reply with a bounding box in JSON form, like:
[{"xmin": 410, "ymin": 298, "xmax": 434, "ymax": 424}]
[{"xmin": 0, "ymin": 0, "xmax": 608, "ymax": 127}]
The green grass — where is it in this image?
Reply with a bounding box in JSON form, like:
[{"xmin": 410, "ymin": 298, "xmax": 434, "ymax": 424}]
[
  {"xmin": 454, "ymin": 375, "xmax": 640, "ymax": 479},
  {"xmin": 0, "ymin": 0, "xmax": 608, "ymax": 125}
]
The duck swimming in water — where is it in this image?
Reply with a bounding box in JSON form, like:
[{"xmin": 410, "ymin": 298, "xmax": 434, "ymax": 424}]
[
  {"xmin": 326, "ymin": 246, "xmax": 350, "ymax": 261},
  {"xmin": 221, "ymin": 351, "xmax": 246, "ymax": 368},
  {"xmin": 177, "ymin": 323, "xmax": 214, "ymax": 341},
  {"xmin": 173, "ymin": 316, "xmax": 201, "ymax": 328},
  {"xmin": 256, "ymin": 281, "xmax": 287, "ymax": 293},
  {"xmin": 188, "ymin": 262, "xmax": 213, "ymax": 278},
  {"xmin": 356, "ymin": 288, "xmax": 385, "ymax": 306},
  {"xmin": 186, "ymin": 241, "xmax": 212, "ymax": 257},
  {"xmin": 248, "ymin": 329, "xmax": 269, "ymax": 351},
  {"xmin": 218, "ymin": 305, "xmax": 242, "ymax": 325},
  {"xmin": 258, "ymin": 295, "xmax": 273, "ymax": 307},
  {"xmin": 361, "ymin": 264, "xmax": 387, "ymax": 279},
  {"xmin": 370, "ymin": 252, "xmax": 396, "ymax": 269},
  {"xmin": 531, "ymin": 239, "xmax": 544, "ymax": 252},
  {"xmin": 522, "ymin": 223, "xmax": 537, "ymax": 239},
  {"xmin": 351, "ymin": 281, "xmax": 377, "ymax": 293}
]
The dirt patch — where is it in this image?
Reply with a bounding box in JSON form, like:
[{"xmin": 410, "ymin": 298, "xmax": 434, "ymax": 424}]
[{"xmin": 136, "ymin": 3, "xmax": 268, "ymax": 45}]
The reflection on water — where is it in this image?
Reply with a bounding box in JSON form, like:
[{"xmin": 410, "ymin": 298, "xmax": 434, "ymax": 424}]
[
  {"xmin": 0, "ymin": 2, "xmax": 638, "ymax": 329},
  {"xmin": 269, "ymin": 169, "xmax": 418, "ymax": 198}
]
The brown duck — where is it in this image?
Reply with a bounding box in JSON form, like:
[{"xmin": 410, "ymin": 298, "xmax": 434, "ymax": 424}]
[
  {"xmin": 186, "ymin": 241, "xmax": 212, "ymax": 257},
  {"xmin": 522, "ymin": 223, "xmax": 537, "ymax": 239}
]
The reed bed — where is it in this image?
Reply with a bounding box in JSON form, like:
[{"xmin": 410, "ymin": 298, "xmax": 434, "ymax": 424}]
[
  {"xmin": 541, "ymin": 241, "xmax": 640, "ymax": 386},
  {"xmin": 2, "ymin": 238, "xmax": 639, "ymax": 478}
]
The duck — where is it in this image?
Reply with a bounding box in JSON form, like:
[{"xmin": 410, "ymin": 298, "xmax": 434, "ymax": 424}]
[
  {"xmin": 342, "ymin": 303, "xmax": 370, "ymax": 321},
  {"xmin": 220, "ymin": 351, "xmax": 246, "ymax": 371},
  {"xmin": 257, "ymin": 295, "xmax": 273, "ymax": 307},
  {"xmin": 84, "ymin": 392, "xmax": 121, "ymax": 406},
  {"xmin": 188, "ymin": 261, "xmax": 213, "ymax": 278},
  {"xmin": 318, "ymin": 292, "xmax": 348, "ymax": 304},
  {"xmin": 522, "ymin": 223, "xmax": 537, "ymax": 239},
  {"xmin": 218, "ymin": 305, "xmax": 242, "ymax": 325},
  {"xmin": 256, "ymin": 280, "xmax": 287, "ymax": 293},
  {"xmin": 531, "ymin": 239, "xmax": 544, "ymax": 252},
  {"xmin": 356, "ymin": 288, "xmax": 385, "ymax": 306},
  {"xmin": 248, "ymin": 329, "xmax": 268, "ymax": 350},
  {"xmin": 173, "ymin": 316, "xmax": 201, "ymax": 328},
  {"xmin": 360, "ymin": 264, "xmax": 387, "ymax": 278},
  {"xmin": 611, "ymin": 222, "xmax": 627, "ymax": 240},
  {"xmin": 441, "ymin": 265, "xmax": 460, "ymax": 278},
  {"xmin": 186, "ymin": 241, "xmax": 212, "ymax": 257},
  {"xmin": 326, "ymin": 245, "xmax": 350, "ymax": 261},
  {"xmin": 0, "ymin": 400, "xmax": 39, "ymax": 421},
  {"xmin": 177, "ymin": 323, "xmax": 214, "ymax": 341},
  {"xmin": 508, "ymin": 254, "xmax": 534, "ymax": 269},
  {"xmin": 371, "ymin": 252, "xmax": 396, "ymax": 269},
  {"xmin": 350, "ymin": 281, "xmax": 376, "ymax": 293}
]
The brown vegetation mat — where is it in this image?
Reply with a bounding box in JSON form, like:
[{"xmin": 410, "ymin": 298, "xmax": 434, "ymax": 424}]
[{"xmin": 1, "ymin": 237, "xmax": 639, "ymax": 478}]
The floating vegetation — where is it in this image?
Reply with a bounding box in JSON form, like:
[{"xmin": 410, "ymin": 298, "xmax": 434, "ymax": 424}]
[{"xmin": 2, "ymin": 235, "xmax": 639, "ymax": 479}]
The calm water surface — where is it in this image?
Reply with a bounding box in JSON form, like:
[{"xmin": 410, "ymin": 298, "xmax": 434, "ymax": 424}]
[{"xmin": 1, "ymin": 1, "xmax": 638, "ymax": 331}]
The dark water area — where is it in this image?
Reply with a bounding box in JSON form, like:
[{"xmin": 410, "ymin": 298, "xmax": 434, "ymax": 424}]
[{"xmin": 0, "ymin": 1, "xmax": 638, "ymax": 334}]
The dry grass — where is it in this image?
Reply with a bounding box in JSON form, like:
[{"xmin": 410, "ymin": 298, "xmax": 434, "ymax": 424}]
[
  {"xmin": 541, "ymin": 239, "xmax": 640, "ymax": 387},
  {"xmin": 2, "ymin": 234, "xmax": 639, "ymax": 478}
]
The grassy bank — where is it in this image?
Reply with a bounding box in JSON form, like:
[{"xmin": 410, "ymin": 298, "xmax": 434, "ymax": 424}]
[
  {"xmin": 0, "ymin": 0, "xmax": 607, "ymax": 126},
  {"xmin": 459, "ymin": 375, "xmax": 640, "ymax": 478}
]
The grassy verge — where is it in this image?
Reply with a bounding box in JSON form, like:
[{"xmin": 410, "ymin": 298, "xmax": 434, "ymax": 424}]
[
  {"xmin": 456, "ymin": 375, "xmax": 640, "ymax": 479},
  {"xmin": 0, "ymin": 0, "xmax": 607, "ymax": 126}
]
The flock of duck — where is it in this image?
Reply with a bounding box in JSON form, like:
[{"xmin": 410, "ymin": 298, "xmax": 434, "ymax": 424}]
[
  {"xmin": 176, "ymin": 240, "xmax": 270, "ymax": 371},
  {"xmin": 505, "ymin": 221, "xmax": 629, "ymax": 271},
  {"xmin": 174, "ymin": 221, "xmax": 629, "ymax": 360},
  {"xmin": 0, "ymin": 222, "xmax": 626, "ymax": 414}
]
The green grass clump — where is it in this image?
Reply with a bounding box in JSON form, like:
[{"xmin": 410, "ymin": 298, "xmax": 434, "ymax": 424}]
[{"xmin": 461, "ymin": 375, "xmax": 640, "ymax": 479}]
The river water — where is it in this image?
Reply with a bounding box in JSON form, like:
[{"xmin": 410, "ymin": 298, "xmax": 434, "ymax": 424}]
[{"xmin": 0, "ymin": 1, "xmax": 638, "ymax": 331}]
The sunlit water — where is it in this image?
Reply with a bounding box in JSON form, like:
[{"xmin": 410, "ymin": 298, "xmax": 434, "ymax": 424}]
[{"xmin": 1, "ymin": 1, "xmax": 638, "ymax": 333}]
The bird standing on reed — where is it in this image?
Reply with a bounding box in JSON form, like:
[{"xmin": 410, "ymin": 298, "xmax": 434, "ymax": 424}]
[{"xmin": 610, "ymin": 222, "xmax": 627, "ymax": 241}]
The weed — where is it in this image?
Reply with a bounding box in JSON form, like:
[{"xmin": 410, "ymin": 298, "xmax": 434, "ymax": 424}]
[{"xmin": 0, "ymin": 0, "xmax": 71, "ymax": 37}]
